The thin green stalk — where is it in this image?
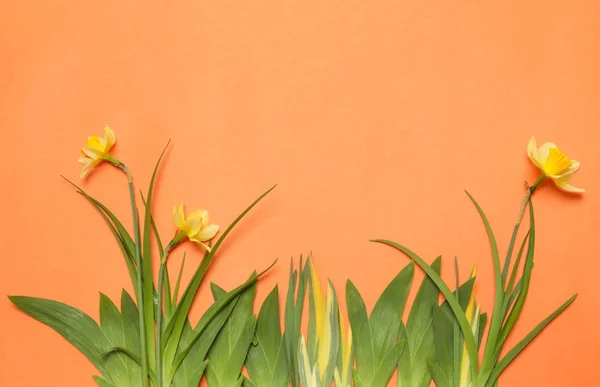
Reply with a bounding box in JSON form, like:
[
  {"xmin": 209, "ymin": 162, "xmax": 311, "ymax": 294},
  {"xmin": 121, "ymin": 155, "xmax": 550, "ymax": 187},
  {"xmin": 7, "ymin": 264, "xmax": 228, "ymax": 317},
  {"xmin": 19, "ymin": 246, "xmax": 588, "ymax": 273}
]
[
  {"xmin": 156, "ymin": 262, "xmax": 166, "ymax": 387},
  {"xmin": 476, "ymin": 175, "xmax": 545, "ymax": 387},
  {"xmin": 501, "ymin": 175, "xmax": 545, "ymax": 286},
  {"xmin": 121, "ymin": 164, "xmax": 148, "ymax": 387},
  {"xmin": 156, "ymin": 237, "xmax": 180, "ymax": 387}
]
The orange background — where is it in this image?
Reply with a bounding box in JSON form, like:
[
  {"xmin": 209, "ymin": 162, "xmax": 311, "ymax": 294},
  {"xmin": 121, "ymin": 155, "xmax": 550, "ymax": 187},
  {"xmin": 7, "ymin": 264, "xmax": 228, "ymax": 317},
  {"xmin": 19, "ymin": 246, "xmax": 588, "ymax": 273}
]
[{"xmin": 1, "ymin": 1, "xmax": 599, "ymax": 386}]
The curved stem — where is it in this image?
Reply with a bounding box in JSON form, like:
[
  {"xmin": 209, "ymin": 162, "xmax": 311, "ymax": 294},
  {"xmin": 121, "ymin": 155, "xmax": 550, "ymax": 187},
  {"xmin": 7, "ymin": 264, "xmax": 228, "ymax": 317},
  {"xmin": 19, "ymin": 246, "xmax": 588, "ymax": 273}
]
[{"xmin": 121, "ymin": 164, "xmax": 149, "ymax": 387}]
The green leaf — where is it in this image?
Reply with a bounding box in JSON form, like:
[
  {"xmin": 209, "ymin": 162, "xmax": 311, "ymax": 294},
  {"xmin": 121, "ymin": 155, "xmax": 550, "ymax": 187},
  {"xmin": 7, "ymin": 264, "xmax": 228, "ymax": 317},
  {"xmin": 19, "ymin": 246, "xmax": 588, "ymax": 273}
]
[
  {"xmin": 372, "ymin": 341, "xmax": 405, "ymax": 387},
  {"xmin": 284, "ymin": 256, "xmax": 308, "ymax": 387},
  {"xmin": 171, "ymin": 294, "xmax": 237, "ymax": 387},
  {"xmin": 246, "ymin": 286, "xmax": 288, "ymax": 387},
  {"xmin": 172, "ymin": 252, "xmax": 187, "ymax": 307},
  {"xmin": 504, "ymin": 230, "xmax": 530, "ymax": 300},
  {"xmin": 347, "ymin": 264, "xmax": 411, "ymax": 387},
  {"xmin": 166, "ymin": 263, "xmax": 275, "ymax": 385},
  {"xmin": 162, "ymin": 185, "xmax": 276, "ymax": 373},
  {"xmin": 403, "ymin": 256, "xmax": 441, "ymax": 387},
  {"xmin": 99, "ymin": 294, "xmax": 141, "ymax": 386},
  {"xmin": 141, "ymin": 142, "xmax": 170, "ymax": 370},
  {"xmin": 93, "ymin": 376, "xmax": 115, "ymax": 387},
  {"xmin": 432, "ymin": 305, "xmax": 454, "ymax": 385},
  {"xmin": 346, "ymin": 280, "xmax": 375, "ymax": 382},
  {"xmin": 477, "ymin": 313, "xmax": 488, "ymax": 349},
  {"xmin": 62, "ymin": 177, "xmax": 138, "ymax": 294},
  {"xmin": 206, "ymin": 281, "xmax": 257, "ymax": 387},
  {"xmin": 9, "ymin": 296, "xmax": 109, "ymax": 376},
  {"xmin": 427, "ymin": 359, "xmax": 451, "ymax": 387},
  {"xmin": 370, "ymin": 263, "xmax": 413, "ymax": 363},
  {"xmin": 370, "ymin": 240, "xmax": 479, "ymax": 382},
  {"xmin": 487, "ymin": 294, "xmax": 577, "ymax": 385},
  {"xmin": 396, "ymin": 323, "xmax": 412, "ymax": 387},
  {"xmin": 464, "ymin": 191, "xmax": 505, "ymax": 380},
  {"xmin": 496, "ymin": 199, "xmax": 535, "ymax": 350},
  {"xmin": 120, "ymin": 290, "xmax": 140, "ymax": 352}
]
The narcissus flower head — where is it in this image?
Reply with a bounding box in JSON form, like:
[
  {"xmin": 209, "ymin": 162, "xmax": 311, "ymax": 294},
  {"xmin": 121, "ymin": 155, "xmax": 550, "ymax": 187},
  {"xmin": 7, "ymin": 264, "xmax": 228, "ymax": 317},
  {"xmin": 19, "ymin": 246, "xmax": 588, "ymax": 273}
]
[
  {"xmin": 527, "ymin": 137, "xmax": 583, "ymax": 193},
  {"xmin": 173, "ymin": 203, "xmax": 219, "ymax": 251},
  {"xmin": 78, "ymin": 126, "xmax": 118, "ymax": 177}
]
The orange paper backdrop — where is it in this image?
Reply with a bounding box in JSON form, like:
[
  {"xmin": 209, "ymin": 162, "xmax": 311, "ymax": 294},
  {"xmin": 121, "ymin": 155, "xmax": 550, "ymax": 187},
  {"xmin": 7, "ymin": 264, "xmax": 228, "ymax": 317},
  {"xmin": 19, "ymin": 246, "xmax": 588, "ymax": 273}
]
[{"xmin": 1, "ymin": 1, "xmax": 599, "ymax": 386}]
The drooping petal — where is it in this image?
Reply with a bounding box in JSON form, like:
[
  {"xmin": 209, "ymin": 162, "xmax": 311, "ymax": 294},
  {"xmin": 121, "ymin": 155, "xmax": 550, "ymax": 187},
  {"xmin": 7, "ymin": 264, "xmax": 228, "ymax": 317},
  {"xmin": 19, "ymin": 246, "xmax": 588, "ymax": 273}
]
[
  {"xmin": 566, "ymin": 160, "xmax": 581, "ymax": 174},
  {"xmin": 527, "ymin": 137, "xmax": 543, "ymax": 169},
  {"xmin": 188, "ymin": 237, "xmax": 212, "ymax": 252},
  {"xmin": 104, "ymin": 126, "xmax": 116, "ymax": 150},
  {"xmin": 173, "ymin": 203, "xmax": 186, "ymax": 230},
  {"xmin": 81, "ymin": 146, "xmax": 103, "ymax": 160},
  {"xmin": 193, "ymin": 224, "xmax": 219, "ymax": 242},
  {"xmin": 553, "ymin": 174, "xmax": 585, "ymax": 193},
  {"xmin": 79, "ymin": 158, "xmax": 101, "ymax": 177}
]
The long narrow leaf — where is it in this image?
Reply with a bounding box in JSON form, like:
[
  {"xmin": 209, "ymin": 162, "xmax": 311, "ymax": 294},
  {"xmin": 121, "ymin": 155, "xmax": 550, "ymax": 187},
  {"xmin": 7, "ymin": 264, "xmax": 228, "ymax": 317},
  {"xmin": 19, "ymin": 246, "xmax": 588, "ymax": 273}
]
[
  {"xmin": 172, "ymin": 252, "xmax": 187, "ymax": 307},
  {"xmin": 496, "ymin": 199, "xmax": 535, "ymax": 349},
  {"xmin": 370, "ymin": 240, "xmax": 479, "ymax": 379},
  {"xmin": 141, "ymin": 141, "xmax": 170, "ymax": 369},
  {"xmin": 464, "ymin": 191, "xmax": 505, "ymax": 380},
  {"xmin": 488, "ymin": 294, "xmax": 577, "ymax": 385}
]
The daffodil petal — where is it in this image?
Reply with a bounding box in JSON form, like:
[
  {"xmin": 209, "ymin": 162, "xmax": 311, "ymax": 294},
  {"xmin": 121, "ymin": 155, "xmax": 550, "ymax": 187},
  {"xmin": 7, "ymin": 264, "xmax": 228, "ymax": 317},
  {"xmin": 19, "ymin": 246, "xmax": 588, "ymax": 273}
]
[
  {"xmin": 536, "ymin": 141, "xmax": 558, "ymax": 165},
  {"xmin": 567, "ymin": 160, "xmax": 581, "ymax": 174},
  {"xmin": 182, "ymin": 217, "xmax": 201, "ymax": 237},
  {"xmin": 79, "ymin": 159, "xmax": 101, "ymax": 177},
  {"xmin": 104, "ymin": 126, "xmax": 116, "ymax": 150},
  {"xmin": 527, "ymin": 137, "xmax": 543, "ymax": 169},
  {"xmin": 173, "ymin": 203, "xmax": 186, "ymax": 230},
  {"xmin": 78, "ymin": 155, "xmax": 91, "ymax": 164},
  {"xmin": 554, "ymin": 178, "xmax": 585, "ymax": 193},
  {"xmin": 193, "ymin": 224, "xmax": 219, "ymax": 242},
  {"xmin": 82, "ymin": 146, "xmax": 103, "ymax": 159},
  {"xmin": 188, "ymin": 209, "xmax": 209, "ymax": 228}
]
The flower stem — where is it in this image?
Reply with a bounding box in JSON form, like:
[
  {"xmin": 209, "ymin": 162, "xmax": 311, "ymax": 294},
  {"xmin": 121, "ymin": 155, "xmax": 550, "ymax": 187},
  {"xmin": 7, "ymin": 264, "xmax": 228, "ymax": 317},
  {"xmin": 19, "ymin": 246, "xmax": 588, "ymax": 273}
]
[
  {"xmin": 156, "ymin": 262, "xmax": 165, "ymax": 387},
  {"xmin": 156, "ymin": 242, "xmax": 176, "ymax": 387},
  {"xmin": 478, "ymin": 174, "xmax": 546, "ymax": 387},
  {"xmin": 501, "ymin": 174, "xmax": 546, "ymax": 285},
  {"xmin": 120, "ymin": 163, "xmax": 149, "ymax": 387}
]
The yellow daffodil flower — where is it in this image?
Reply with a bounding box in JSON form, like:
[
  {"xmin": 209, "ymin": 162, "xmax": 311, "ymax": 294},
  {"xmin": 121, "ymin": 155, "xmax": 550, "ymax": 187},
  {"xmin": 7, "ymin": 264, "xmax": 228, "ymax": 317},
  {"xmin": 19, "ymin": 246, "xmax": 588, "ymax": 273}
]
[
  {"xmin": 173, "ymin": 203, "xmax": 219, "ymax": 251},
  {"xmin": 78, "ymin": 126, "xmax": 119, "ymax": 177},
  {"xmin": 527, "ymin": 137, "xmax": 584, "ymax": 193}
]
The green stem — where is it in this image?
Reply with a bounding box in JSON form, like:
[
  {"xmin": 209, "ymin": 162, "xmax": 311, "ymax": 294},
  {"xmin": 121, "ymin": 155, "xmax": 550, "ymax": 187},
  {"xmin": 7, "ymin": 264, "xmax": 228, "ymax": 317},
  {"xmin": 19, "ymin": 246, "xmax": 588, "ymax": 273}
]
[
  {"xmin": 120, "ymin": 163, "xmax": 149, "ymax": 387},
  {"xmin": 476, "ymin": 174, "xmax": 545, "ymax": 387},
  {"xmin": 156, "ymin": 262, "xmax": 166, "ymax": 387},
  {"xmin": 501, "ymin": 175, "xmax": 545, "ymax": 290},
  {"xmin": 156, "ymin": 239, "xmax": 178, "ymax": 387}
]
